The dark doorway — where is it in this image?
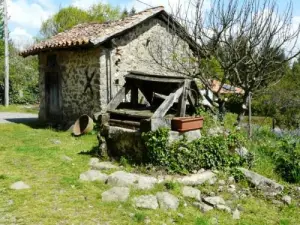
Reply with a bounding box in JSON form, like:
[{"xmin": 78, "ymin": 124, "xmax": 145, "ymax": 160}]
[{"xmin": 45, "ymin": 72, "xmax": 61, "ymax": 120}]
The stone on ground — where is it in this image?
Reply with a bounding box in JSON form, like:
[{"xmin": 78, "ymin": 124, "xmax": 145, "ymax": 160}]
[
  {"xmin": 79, "ymin": 170, "xmax": 108, "ymax": 182},
  {"xmin": 232, "ymin": 209, "xmax": 241, "ymax": 220},
  {"xmin": 156, "ymin": 192, "xmax": 179, "ymax": 210},
  {"xmin": 10, "ymin": 181, "xmax": 30, "ymax": 190},
  {"xmin": 135, "ymin": 175, "xmax": 158, "ymax": 190},
  {"xmin": 107, "ymin": 171, "xmax": 138, "ymax": 187},
  {"xmin": 182, "ymin": 186, "xmax": 201, "ymax": 201},
  {"xmin": 216, "ymin": 204, "xmax": 231, "ymax": 213},
  {"xmin": 133, "ymin": 195, "xmax": 159, "ymax": 209},
  {"xmin": 92, "ymin": 161, "xmax": 118, "ymax": 170},
  {"xmin": 102, "ymin": 187, "xmax": 130, "ymax": 202},
  {"xmin": 177, "ymin": 171, "xmax": 216, "ymax": 185},
  {"xmin": 61, "ymin": 155, "xmax": 72, "ymax": 162},
  {"xmin": 282, "ymin": 195, "xmax": 292, "ymax": 205},
  {"xmin": 89, "ymin": 157, "xmax": 100, "ymax": 166},
  {"xmin": 207, "ymin": 127, "xmax": 223, "ymax": 136},
  {"xmin": 235, "ymin": 147, "xmax": 249, "ymax": 158},
  {"xmin": 203, "ymin": 196, "xmax": 226, "ymax": 207},
  {"xmin": 193, "ymin": 202, "xmax": 214, "ymax": 213},
  {"xmin": 238, "ymin": 168, "xmax": 284, "ymax": 194}
]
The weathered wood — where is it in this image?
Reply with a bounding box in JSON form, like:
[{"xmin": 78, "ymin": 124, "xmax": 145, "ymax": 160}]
[
  {"xmin": 109, "ymin": 119, "xmax": 140, "ymax": 127},
  {"xmin": 108, "ymin": 109, "xmax": 152, "ymax": 119},
  {"xmin": 152, "ymin": 87, "xmax": 183, "ymax": 118},
  {"xmin": 130, "ymin": 85, "xmax": 139, "ymax": 107},
  {"xmin": 107, "ymin": 86, "xmax": 128, "ymax": 110},
  {"xmin": 125, "ymin": 73, "xmax": 186, "ymax": 83},
  {"xmin": 178, "ymin": 80, "xmax": 190, "ymax": 117}
]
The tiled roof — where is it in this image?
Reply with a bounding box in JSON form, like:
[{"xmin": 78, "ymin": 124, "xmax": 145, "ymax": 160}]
[
  {"xmin": 210, "ymin": 80, "xmax": 244, "ymax": 94},
  {"xmin": 21, "ymin": 6, "xmax": 165, "ymax": 57}
]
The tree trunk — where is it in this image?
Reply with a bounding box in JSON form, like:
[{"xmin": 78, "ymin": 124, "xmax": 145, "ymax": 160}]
[{"xmin": 236, "ymin": 92, "xmax": 249, "ymax": 126}]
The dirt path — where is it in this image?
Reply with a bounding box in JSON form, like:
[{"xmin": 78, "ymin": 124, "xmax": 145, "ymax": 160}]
[{"xmin": 0, "ymin": 112, "xmax": 38, "ymax": 124}]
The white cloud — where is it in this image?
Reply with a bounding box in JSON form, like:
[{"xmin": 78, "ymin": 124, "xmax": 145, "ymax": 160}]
[
  {"xmin": 10, "ymin": 27, "xmax": 34, "ymax": 50},
  {"xmin": 8, "ymin": 0, "xmax": 55, "ymax": 30}
]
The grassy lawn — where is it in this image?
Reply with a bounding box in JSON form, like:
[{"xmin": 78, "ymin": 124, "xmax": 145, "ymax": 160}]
[
  {"xmin": 0, "ymin": 105, "xmax": 39, "ymax": 114},
  {"xmin": 0, "ymin": 121, "xmax": 299, "ymax": 224}
]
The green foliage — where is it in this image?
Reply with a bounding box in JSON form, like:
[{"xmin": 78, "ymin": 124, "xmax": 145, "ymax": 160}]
[
  {"xmin": 273, "ymin": 137, "xmax": 300, "ymax": 183},
  {"xmin": 133, "ymin": 212, "xmax": 146, "ymax": 223},
  {"xmin": 40, "ymin": 4, "xmax": 121, "ymax": 38},
  {"xmin": 194, "ymin": 217, "xmax": 209, "ymax": 225},
  {"xmin": 142, "ymin": 128, "xmax": 247, "ymax": 174}
]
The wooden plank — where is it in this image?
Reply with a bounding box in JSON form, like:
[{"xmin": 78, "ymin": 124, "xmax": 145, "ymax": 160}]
[
  {"xmin": 178, "ymin": 80, "xmax": 189, "ymax": 117},
  {"xmin": 130, "ymin": 85, "xmax": 139, "ymax": 107},
  {"xmin": 108, "ymin": 109, "xmax": 152, "ymax": 119},
  {"xmin": 125, "ymin": 73, "xmax": 186, "ymax": 83},
  {"xmin": 152, "ymin": 87, "xmax": 183, "ymax": 118},
  {"xmin": 107, "ymin": 86, "xmax": 128, "ymax": 110}
]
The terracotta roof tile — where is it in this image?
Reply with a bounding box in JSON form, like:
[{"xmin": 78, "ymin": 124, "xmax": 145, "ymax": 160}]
[{"xmin": 21, "ymin": 6, "xmax": 165, "ymax": 57}]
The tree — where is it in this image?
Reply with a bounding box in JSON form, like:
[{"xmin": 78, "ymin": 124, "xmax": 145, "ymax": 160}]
[
  {"xmin": 40, "ymin": 3, "xmax": 121, "ymax": 39},
  {"xmin": 148, "ymin": 0, "xmax": 300, "ymax": 124}
]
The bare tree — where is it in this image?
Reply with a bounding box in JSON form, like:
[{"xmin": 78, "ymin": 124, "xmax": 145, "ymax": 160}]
[{"xmin": 148, "ymin": 0, "xmax": 300, "ymax": 124}]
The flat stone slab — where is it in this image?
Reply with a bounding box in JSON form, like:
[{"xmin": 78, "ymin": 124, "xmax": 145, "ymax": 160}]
[
  {"xmin": 177, "ymin": 171, "xmax": 216, "ymax": 185},
  {"xmin": 79, "ymin": 170, "xmax": 108, "ymax": 182},
  {"xmin": 102, "ymin": 187, "xmax": 130, "ymax": 202},
  {"xmin": 10, "ymin": 181, "xmax": 30, "ymax": 190},
  {"xmin": 107, "ymin": 171, "xmax": 138, "ymax": 187},
  {"xmin": 182, "ymin": 186, "xmax": 201, "ymax": 201},
  {"xmin": 91, "ymin": 162, "xmax": 118, "ymax": 170},
  {"xmin": 193, "ymin": 202, "xmax": 213, "ymax": 213},
  {"xmin": 156, "ymin": 192, "xmax": 179, "ymax": 210},
  {"xmin": 89, "ymin": 157, "xmax": 100, "ymax": 166},
  {"xmin": 133, "ymin": 195, "xmax": 159, "ymax": 209},
  {"xmin": 203, "ymin": 196, "xmax": 226, "ymax": 206},
  {"xmin": 238, "ymin": 168, "xmax": 284, "ymax": 194},
  {"xmin": 135, "ymin": 175, "xmax": 158, "ymax": 190}
]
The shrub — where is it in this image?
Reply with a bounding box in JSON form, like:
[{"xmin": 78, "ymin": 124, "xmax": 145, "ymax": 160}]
[
  {"xmin": 142, "ymin": 128, "xmax": 246, "ymax": 174},
  {"xmin": 273, "ymin": 137, "xmax": 300, "ymax": 183}
]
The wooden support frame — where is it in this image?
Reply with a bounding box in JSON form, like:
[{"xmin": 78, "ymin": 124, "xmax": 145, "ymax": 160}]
[
  {"xmin": 152, "ymin": 87, "xmax": 183, "ymax": 118},
  {"xmin": 107, "ymin": 85, "xmax": 129, "ymax": 110},
  {"xmin": 178, "ymin": 80, "xmax": 190, "ymax": 117}
]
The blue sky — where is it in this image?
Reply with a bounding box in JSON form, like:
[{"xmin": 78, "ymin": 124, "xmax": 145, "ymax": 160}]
[{"xmin": 8, "ymin": 0, "xmax": 300, "ymax": 49}]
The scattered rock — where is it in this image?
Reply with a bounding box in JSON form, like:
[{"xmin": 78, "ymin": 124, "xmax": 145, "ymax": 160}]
[
  {"xmin": 182, "ymin": 186, "xmax": 201, "ymax": 201},
  {"xmin": 107, "ymin": 171, "xmax": 137, "ymax": 187},
  {"xmin": 89, "ymin": 157, "xmax": 100, "ymax": 166},
  {"xmin": 210, "ymin": 217, "xmax": 218, "ymax": 225},
  {"xmin": 92, "ymin": 161, "xmax": 118, "ymax": 170},
  {"xmin": 177, "ymin": 213, "xmax": 184, "ymax": 218},
  {"xmin": 296, "ymin": 187, "xmax": 300, "ymax": 192},
  {"xmin": 228, "ymin": 184, "xmax": 236, "ymax": 193},
  {"xmin": 193, "ymin": 202, "xmax": 213, "ymax": 213},
  {"xmin": 135, "ymin": 175, "xmax": 158, "ymax": 190},
  {"xmin": 101, "ymin": 187, "xmax": 130, "ymax": 202},
  {"xmin": 51, "ymin": 139, "xmax": 61, "ymax": 145},
  {"xmin": 217, "ymin": 186, "xmax": 224, "ymax": 192},
  {"xmin": 133, "ymin": 195, "xmax": 158, "ymax": 209},
  {"xmin": 208, "ymin": 177, "xmax": 217, "ymax": 185},
  {"xmin": 144, "ymin": 217, "xmax": 151, "ymax": 224},
  {"xmin": 177, "ymin": 171, "xmax": 216, "ymax": 186},
  {"xmin": 272, "ymin": 200, "xmax": 283, "ymax": 206},
  {"xmin": 209, "ymin": 192, "xmax": 216, "ymax": 197},
  {"xmin": 282, "ymin": 195, "xmax": 292, "ymax": 205},
  {"xmin": 61, "ymin": 155, "xmax": 72, "ymax": 162},
  {"xmin": 10, "ymin": 181, "xmax": 30, "ymax": 190},
  {"xmin": 197, "ymin": 168, "xmax": 205, "ymax": 174},
  {"xmin": 238, "ymin": 168, "xmax": 284, "ymax": 194},
  {"xmin": 235, "ymin": 147, "xmax": 249, "ymax": 158},
  {"xmin": 203, "ymin": 196, "xmax": 225, "ymax": 207},
  {"xmin": 232, "ymin": 209, "xmax": 240, "ymax": 220},
  {"xmin": 228, "ymin": 176, "xmax": 235, "ymax": 183},
  {"xmin": 218, "ymin": 180, "xmax": 226, "ymax": 185},
  {"xmin": 216, "ymin": 204, "xmax": 231, "ymax": 213},
  {"xmin": 79, "ymin": 170, "xmax": 108, "ymax": 182},
  {"xmin": 156, "ymin": 192, "xmax": 179, "ymax": 210}
]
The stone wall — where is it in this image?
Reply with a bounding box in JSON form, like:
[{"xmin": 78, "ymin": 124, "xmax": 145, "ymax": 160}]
[
  {"xmin": 39, "ymin": 48, "xmax": 102, "ymax": 122},
  {"xmin": 99, "ymin": 17, "xmax": 193, "ymax": 109}
]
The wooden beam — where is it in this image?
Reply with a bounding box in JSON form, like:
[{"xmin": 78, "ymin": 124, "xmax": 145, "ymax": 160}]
[
  {"xmin": 107, "ymin": 86, "xmax": 128, "ymax": 110},
  {"xmin": 152, "ymin": 87, "xmax": 183, "ymax": 118},
  {"xmin": 178, "ymin": 80, "xmax": 190, "ymax": 117},
  {"xmin": 130, "ymin": 84, "xmax": 138, "ymax": 107}
]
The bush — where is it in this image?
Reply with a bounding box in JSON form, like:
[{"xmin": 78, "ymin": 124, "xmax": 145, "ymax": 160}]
[
  {"xmin": 142, "ymin": 128, "xmax": 246, "ymax": 174},
  {"xmin": 273, "ymin": 137, "xmax": 300, "ymax": 183}
]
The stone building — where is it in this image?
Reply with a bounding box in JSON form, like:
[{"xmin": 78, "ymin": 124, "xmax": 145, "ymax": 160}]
[{"xmin": 21, "ymin": 6, "xmax": 197, "ymax": 122}]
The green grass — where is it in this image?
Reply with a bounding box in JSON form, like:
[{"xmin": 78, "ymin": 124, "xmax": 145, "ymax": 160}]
[
  {"xmin": 0, "ymin": 104, "xmax": 39, "ymax": 114},
  {"xmin": 0, "ymin": 121, "xmax": 299, "ymax": 224}
]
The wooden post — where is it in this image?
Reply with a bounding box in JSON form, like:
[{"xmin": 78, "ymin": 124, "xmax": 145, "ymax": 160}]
[
  {"xmin": 178, "ymin": 80, "xmax": 189, "ymax": 117},
  {"xmin": 130, "ymin": 85, "xmax": 138, "ymax": 107},
  {"xmin": 4, "ymin": 0, "xmax": 9, "ymax": 106},
  {"xmin": 248, "ymin": 92, "xmax": 252, "ymax": 139}
]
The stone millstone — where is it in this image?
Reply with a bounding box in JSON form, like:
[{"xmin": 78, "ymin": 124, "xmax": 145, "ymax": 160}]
[
  {"xmin": 182, "ymin": 186, "xmax": 201, "ymax": 201},
  {"xmin": 156, "ymin": 192, "xmax": 179, "ymax": 210},
  {"xmin": 10, "ymin": 181, "xmax": 30, "ymax": 190},
  {"xmin": 102, "ymin": 187, "xmax": 130, "ymax": 202},
  {"xmin": 79, "ymin": 170, "xmax": 108, "ymax": 182},
  {"xmin": 133, "ymin": 195, "xmax": 159, "ymax": 209},
  {"xmin": 177, "ymin": 171, "xmax": 216, "ymax": 185}
]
